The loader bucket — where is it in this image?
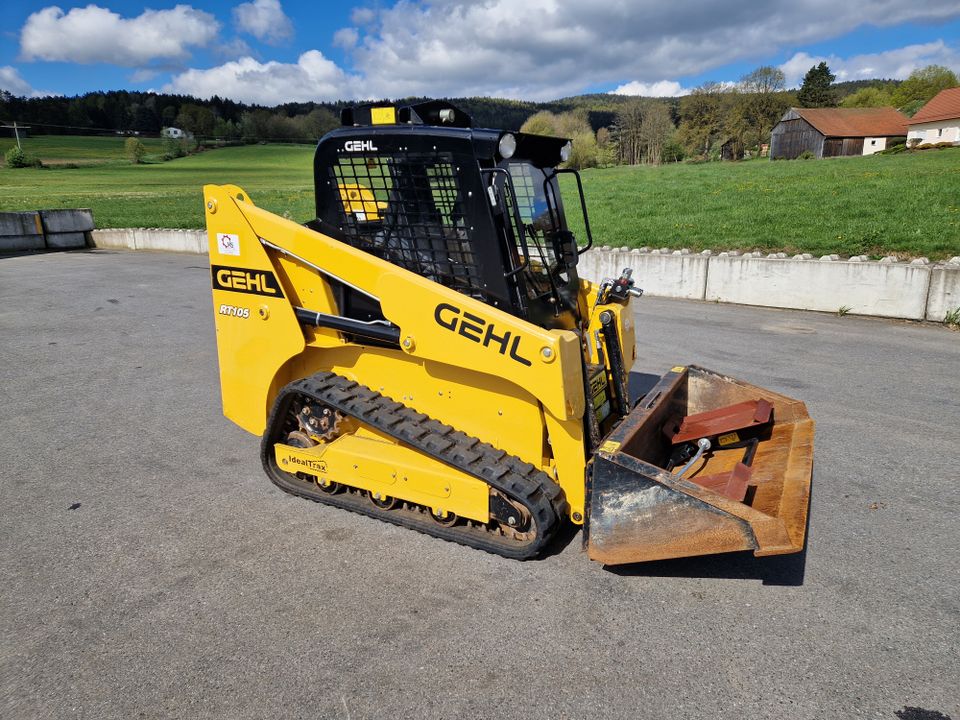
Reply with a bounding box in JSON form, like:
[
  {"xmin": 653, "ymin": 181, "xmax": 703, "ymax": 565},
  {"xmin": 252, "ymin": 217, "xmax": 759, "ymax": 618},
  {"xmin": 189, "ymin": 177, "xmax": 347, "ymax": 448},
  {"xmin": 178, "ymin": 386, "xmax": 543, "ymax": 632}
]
[{"xmin": 586, "ymin": 366, "xmax": 813, "ymax": 565}]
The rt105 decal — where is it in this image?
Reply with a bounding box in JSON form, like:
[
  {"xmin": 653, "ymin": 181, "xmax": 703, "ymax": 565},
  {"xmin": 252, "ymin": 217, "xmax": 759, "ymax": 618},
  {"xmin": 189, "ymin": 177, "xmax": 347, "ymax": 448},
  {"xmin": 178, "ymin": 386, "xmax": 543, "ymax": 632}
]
[{"xmin": 219, "ymin": 304, "xmax": 250, "ymax": 318}]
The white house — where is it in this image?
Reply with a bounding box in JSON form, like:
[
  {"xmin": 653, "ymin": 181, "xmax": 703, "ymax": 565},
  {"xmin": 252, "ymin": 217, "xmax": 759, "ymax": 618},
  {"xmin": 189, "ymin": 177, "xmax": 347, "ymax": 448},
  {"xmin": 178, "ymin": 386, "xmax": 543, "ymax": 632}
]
[
  {"xmin": 907, "ymin": 87, "xmax": 960, "ymax": 146},
  {"xmin": 161, "ymin": 127, "xmax": 190, "ymax": 139}
]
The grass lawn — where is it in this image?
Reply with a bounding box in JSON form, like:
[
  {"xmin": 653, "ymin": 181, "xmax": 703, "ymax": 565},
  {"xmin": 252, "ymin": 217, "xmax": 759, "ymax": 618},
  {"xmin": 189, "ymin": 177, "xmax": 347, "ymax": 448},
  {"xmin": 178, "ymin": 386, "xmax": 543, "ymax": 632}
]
[
  {"xmin": 0, "ymin": 134, "xmax": 168, "ymax": 166},
  {"xmin": 0, "ymin": 141, "xmax": 316, "ymax": 228},
  {"xmin": 1, "ymin": 136, "xmax": 958, "ymax": 258},
  {"xmin": 565, "ymin": 149, "xmax": 960, "ymax": 259}
]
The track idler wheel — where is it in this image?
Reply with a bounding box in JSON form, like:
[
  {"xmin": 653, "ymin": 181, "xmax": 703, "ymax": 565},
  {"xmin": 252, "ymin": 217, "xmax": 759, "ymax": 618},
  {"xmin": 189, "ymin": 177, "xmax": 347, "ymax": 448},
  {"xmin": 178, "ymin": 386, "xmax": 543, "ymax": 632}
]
[
  {"xmin": 316, "ymin": 477, "xmax": 341, "ymax": 494},
  {"xmin": 368, "ymin": 490, "xmax": 398, "ymax": 510},
  {"xmin": 431, "ymin": 508, "xmax": 458, "ymax": 527}
]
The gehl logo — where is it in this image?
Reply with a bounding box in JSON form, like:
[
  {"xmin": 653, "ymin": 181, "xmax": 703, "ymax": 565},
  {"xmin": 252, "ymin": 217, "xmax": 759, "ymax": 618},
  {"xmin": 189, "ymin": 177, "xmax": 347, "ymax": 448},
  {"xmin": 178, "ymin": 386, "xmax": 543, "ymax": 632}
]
[
  {"xmin": 344, "ymin": 140, "xmax": 378, "ymax": 152},
  {"xmin": 434, "ymin": 303, "xmax": 532, "ymax": 367},
  {"xmin": 211, "ymin": 264, "xmax": 285, "ymax": 298}
]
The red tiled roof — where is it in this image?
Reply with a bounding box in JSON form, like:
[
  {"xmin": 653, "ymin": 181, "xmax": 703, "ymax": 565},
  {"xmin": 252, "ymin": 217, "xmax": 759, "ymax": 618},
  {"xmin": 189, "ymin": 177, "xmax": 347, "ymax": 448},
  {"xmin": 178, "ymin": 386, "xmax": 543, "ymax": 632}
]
[
  {"xmin": 791, "ymin": 107, "xmax": 909, "ymax": 137},
  {"xmin": 909, "ymin": 87, "xmax": 960, "ymax": 124}
]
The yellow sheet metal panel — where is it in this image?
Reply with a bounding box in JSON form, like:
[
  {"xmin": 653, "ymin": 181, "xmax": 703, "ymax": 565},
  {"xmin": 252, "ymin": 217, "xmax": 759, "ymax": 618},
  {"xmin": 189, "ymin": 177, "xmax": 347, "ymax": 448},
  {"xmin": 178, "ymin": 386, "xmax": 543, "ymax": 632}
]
[
  {"xmin": 294, "ymin": 345, "xmax": 547, "ymax": 468},
  {"xmin": 274, "ymin": 434, "xmax": 490, "ymax": 523},
  {"xmin": 204, "ymin": 185, "xmax": 305, "ymax": 435},
  {"xmin": 377, "ymin": 271, "xmax": 585, "ymax": 420},
  {"xmin": 370, "ymin": 106, "xmax": 396, "ymax": 125},
  {"xmin": 542, "ymin": 410, "xmax": 586, "ymax": 522}
]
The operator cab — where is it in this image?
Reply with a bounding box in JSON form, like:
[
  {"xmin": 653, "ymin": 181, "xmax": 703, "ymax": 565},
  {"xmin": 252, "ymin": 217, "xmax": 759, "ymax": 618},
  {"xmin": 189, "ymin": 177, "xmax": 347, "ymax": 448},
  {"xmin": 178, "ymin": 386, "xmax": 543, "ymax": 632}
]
[{"xmin": 308, "ymin": 100, "xmax": 593, "ymax": 331}]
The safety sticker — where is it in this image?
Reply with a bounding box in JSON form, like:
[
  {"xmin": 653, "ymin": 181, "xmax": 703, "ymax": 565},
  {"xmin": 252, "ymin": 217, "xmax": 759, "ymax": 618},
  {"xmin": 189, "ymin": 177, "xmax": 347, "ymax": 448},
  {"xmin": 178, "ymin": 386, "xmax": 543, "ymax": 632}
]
[
  {"xmin": 599, "ymin": 440, "xmax": 621, "ymax": 454},
  {"xmin": 216, "ymin": 233, "xmax": 241, "ymax": 256},
  {"xmin": 670, "ymin": 365, "xmax": 686, "ymax": 373},
  {"xmin": 717, "ymin": 432, "xmax": 740, "ymax": 446}
]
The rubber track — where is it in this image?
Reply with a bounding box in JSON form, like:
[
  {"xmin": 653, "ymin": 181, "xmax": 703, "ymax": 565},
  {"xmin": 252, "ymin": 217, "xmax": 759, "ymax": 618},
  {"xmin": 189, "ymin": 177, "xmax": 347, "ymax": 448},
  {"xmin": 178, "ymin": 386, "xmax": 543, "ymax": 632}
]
[{"xmin": 260, "ymin": 371, "xmax": 568, "ymax": 560}]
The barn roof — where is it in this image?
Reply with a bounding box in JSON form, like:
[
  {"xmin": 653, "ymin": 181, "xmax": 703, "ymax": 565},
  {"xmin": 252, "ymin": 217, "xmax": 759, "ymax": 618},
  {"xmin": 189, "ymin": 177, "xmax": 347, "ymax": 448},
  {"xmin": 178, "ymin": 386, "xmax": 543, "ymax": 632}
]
[
  {"xmin": 789, "ymin": 107, "xmax": 909, "ymax": 137},
  {"xmin": 909, "ymin": 87, "xmax": 960, "ymax": 124}
]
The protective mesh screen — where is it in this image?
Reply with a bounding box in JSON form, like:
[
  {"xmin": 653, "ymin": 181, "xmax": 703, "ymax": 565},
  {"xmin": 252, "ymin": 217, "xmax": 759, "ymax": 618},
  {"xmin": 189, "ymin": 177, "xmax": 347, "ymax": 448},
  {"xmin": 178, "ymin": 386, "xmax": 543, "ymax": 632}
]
[{"xmin": 328, "ymin": 151, "xmax": 486, "ymax": 299}]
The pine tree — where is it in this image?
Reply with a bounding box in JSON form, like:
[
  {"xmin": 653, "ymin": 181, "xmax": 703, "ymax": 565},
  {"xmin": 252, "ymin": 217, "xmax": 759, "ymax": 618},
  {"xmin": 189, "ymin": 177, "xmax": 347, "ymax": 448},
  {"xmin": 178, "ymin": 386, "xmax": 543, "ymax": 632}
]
[{"xmin": 797, "ymin": 62, "xmax": 838, "ymax": 108}]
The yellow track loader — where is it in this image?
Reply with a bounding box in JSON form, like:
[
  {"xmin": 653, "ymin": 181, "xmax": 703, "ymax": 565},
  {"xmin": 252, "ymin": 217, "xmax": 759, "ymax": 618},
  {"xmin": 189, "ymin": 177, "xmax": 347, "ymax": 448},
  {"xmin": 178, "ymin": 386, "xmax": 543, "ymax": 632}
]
[{"xmin": 204, "ymin": 100, "xmax": 813, "ymax": 564}]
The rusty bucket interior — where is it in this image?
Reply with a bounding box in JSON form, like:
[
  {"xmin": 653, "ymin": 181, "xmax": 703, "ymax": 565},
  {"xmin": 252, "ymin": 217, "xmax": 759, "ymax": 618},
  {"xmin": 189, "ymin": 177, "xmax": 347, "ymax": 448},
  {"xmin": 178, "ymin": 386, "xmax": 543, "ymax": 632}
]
[{"xmin": 586, "ymin": 365, "xmax": 814, "ymax": 565}]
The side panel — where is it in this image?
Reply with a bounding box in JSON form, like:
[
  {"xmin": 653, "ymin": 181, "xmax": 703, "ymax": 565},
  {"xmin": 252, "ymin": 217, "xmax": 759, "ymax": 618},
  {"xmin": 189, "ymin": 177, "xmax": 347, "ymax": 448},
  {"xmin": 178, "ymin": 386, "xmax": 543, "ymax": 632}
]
[
  {"xmin": 377, "ymin": 272, "xmax": 585, "ymax": 420},
  {"xmin": 275, "ymin": 432, "xmax": 491, "ymax": 523},
  {"xmin": 292, "ymin": 345, "xmax": 548, "ymax": 471},
  {"xmin": 205, "ymin": 187, "xmax": 305, "ymax": 434}
]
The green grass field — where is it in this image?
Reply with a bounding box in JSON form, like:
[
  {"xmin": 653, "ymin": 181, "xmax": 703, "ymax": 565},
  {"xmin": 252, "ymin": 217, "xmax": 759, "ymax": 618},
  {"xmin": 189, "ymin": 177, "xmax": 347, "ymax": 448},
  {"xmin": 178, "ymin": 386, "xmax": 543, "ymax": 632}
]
[
  {"xmin": 1, "ymin": 135, "xmax": 958, "ymax": 258},
  {"xmin": 566, "ymin": 150, "xmax": 960, "ymax": 259},
  {"xmin": 0, "ymin": 140, "xmax": 316, "ymax": 227},
  {"xmin": 0, "ymin": 134, "xmax": 168, "ymax": 166}
]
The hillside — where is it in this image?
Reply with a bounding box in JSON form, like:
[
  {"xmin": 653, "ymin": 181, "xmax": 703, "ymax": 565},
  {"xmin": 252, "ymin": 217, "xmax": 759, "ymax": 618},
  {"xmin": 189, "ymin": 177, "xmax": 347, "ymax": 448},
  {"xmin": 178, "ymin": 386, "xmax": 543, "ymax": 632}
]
[{"xmin": 1, "ymin": 79, "xmax": 901, "ymax": 139}]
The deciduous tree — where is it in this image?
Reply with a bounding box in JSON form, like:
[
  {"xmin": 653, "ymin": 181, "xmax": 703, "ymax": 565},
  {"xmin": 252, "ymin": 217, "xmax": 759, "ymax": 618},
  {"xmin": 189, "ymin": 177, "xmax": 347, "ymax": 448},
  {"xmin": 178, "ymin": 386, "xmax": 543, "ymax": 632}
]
[
  {"xmin": 840, "ymin": 85, "xmax": 895, "ymax": 108},
  {"xmin": 891, "ymin": 65, "xmax": 959, "ymax": 115},
  {"xmin": 737, "ymin": 66, "xmax": 789, "ymax": 151},
  {"xmin": 124, "ymin": 137, "xmax": 146, "ymax": 164},
  {"xmin": 676, "ymin": 82, "xmax": 727, "ymax": 157}
]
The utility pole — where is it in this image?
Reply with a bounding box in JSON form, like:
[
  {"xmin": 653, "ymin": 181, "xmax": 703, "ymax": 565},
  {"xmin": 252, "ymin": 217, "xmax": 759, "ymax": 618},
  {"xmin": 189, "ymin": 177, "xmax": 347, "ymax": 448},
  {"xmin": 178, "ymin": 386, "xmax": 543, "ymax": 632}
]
[{"xmin": 1, "ymin": 122, "xmax": 30, "ymax": 150}]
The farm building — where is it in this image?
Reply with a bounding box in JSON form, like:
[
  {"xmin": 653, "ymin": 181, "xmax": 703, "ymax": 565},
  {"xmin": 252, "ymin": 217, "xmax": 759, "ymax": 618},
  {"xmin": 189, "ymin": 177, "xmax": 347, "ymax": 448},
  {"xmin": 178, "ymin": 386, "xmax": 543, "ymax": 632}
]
[
  {"xmin": 720, "ymin": 138, "xmax": 744, "ymax": 161},
  {"xmin": 161, "ymin": 127, "xmax": 191, "ymax": 139},
  {"xmin": 907, "ymin": 87, "xmax": 960, "ymax": 146},
  {"xmin": 769, "ymin": 107, "xmax": 908, "ymax": 159}
]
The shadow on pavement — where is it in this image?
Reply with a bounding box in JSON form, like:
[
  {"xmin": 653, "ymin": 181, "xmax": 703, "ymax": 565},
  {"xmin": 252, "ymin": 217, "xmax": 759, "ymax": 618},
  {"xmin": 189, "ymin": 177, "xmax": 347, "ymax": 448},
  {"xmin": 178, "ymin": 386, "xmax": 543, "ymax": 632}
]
[{"xmin": 604, "ymin": 545, "xmax": 808, "ymax": 586}]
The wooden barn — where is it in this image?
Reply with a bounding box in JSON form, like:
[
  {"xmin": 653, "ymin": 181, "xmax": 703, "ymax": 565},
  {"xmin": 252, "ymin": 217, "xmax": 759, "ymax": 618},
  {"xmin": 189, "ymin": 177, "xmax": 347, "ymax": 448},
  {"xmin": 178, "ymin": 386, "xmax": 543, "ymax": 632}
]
[
  {"xmin": 769, "ymin": 107, "xmax": 908, "ymax": 159},
  {"xmin": 720, "ymin": 138, "xmax": 744, "ymax": 161}
]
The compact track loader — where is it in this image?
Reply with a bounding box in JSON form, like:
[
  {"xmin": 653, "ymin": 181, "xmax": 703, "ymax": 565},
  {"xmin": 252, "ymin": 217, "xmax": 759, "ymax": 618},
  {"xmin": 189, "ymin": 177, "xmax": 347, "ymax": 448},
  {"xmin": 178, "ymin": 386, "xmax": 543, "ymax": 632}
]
[{"xmin": 204, "ymin": 100, "xmax": 813, "ymax": 564}]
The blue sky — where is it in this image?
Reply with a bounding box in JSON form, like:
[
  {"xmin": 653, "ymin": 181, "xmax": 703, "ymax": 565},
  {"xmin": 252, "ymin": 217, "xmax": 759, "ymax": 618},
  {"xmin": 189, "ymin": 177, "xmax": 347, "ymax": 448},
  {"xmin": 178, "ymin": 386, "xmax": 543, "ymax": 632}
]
[{"xmin": 1, "ymin": 0, "xmax": 959, "ymax": 103}]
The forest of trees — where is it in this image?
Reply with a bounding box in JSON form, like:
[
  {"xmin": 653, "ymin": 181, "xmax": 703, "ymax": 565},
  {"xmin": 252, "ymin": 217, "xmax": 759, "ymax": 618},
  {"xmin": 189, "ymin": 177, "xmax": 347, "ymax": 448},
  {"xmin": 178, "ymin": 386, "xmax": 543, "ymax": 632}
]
[
  {"xmin": 0, "ymin": 88, "xmax": 623, "ymax": 144},
  {"xmin": 2, "ymin": 64, "xmax": 956, "ymax": 167}
]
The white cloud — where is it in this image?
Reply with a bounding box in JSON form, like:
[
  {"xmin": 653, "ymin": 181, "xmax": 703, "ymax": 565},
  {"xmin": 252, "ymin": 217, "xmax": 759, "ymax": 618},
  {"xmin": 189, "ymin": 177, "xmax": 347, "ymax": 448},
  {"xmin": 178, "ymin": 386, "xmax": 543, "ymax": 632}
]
[
  {"xmin": 350, "ymin": 7, "xmax": 376, "ymax": 25},
  {"xmin": 333, "ymin": 27, "xmax": 359, "ymax": 49},
  {"xmin": 20, "ymin": 4, "xmax": 218, "ymax": 67},
  {"xmin": 0, "ymin": 65, "xmax": 55, "ymax": 97},
  {"xmin": 130, "ymin": 69, "xmax": 159, "ymax": 83},
  {"xmin": 780, "ymin": 41, "xmax": 960, "ymax": 88},
  {"xmin": 142, "ymin": 0, "xmax": 960, "ymax": 105},
  {"xmin": 233, "ymin": 0, "xmax": 293, "ymax": 45},
  {"xmin": 332, "ymin": 0, "xmax": 960, "ymax": 100},
  {"xmin": 163, "ymin": 50, "xmax": 355, "ymax": 104},
  {"xmin": 216, "ymin": 37, "xmax": 256, "ymax": 60},
  {"xmin": 612, "ymin": 80, "xmax": 689, "ymax": 97}
]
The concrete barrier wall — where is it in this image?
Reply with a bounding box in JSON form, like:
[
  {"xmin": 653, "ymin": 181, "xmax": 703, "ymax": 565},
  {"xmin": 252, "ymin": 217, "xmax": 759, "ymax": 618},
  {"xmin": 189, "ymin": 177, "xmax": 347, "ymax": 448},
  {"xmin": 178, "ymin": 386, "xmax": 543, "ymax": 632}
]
[
  {"xmin": 1, "ymin": 209, "xmax": 93, "ymax": 251},
  {"xmin": 578, "ymin": 246, "xmax": 960, "ymax": 322},
  {"xmin": 926, "ymin": 264, "xmax": 960, "ymax": 322},
  {"xmin": 91, "ymin": 228, "xmax": 206, "ymax": 254},
  {"xmin": 82, "ymin": 230, "xmax": 960, "ymax": 323},
  {"xmin": 584, "ymin": 247, "xmax": 709, "ymax": 300},
  {"xmin": 0, "ymin": 211, "xmax": 45, "ymax": 251},
  {"xmin": 40, "ymin": 209, "xmax": 94, "ymax": 249},
  {"xmin": 704, "ymin": 254, "xmax": 932, "ymax": 320}
]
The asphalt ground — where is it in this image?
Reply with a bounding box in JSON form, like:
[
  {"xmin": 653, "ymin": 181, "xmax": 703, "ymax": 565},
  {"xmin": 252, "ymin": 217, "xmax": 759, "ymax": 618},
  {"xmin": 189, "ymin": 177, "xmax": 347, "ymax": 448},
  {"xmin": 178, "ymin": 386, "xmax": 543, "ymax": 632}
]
[{"xmin": 1, "ymin": 249, "xmax": 957, "ymax": 720}]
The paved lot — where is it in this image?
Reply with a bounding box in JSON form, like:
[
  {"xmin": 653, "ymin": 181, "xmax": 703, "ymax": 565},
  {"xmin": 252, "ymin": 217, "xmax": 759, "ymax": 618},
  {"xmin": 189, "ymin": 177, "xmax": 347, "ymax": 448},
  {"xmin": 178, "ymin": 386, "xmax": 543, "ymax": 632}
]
[{"xmin": 1, "ymin": 249, "xmax": 958, "ymax": 720}]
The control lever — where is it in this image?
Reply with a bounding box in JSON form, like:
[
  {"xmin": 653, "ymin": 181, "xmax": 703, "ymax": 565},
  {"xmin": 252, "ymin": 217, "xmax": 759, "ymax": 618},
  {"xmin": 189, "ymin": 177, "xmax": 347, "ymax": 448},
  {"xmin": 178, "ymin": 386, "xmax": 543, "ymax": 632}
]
[{"xmin": 594, "ymin": 267, "xmax": 643, "ymax": 307}]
